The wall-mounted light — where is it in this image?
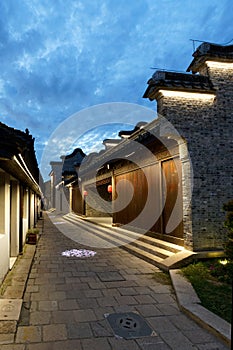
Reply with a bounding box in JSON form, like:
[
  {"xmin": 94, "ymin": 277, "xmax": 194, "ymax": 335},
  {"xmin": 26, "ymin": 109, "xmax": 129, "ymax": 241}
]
[
  {"xmin": 206, "ymin": 61, "xmax": 233, "ymax": 69},
  {"xmin": 83, "ymin": 190, "xmax": 88, "ymax": 196},
  {"xmin": 158, "ymin": 89, "xmax": 215, "ymax": 101},
  {"xmin": 107, "ymin": 185, "xmax": 112, "ymax": 193}
]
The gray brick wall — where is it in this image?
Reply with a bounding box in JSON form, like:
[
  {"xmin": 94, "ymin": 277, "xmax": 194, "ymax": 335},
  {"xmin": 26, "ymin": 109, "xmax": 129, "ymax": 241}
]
[{"xmin": 157, "ymin": 65, "xmax": 233, "ymax": 251}]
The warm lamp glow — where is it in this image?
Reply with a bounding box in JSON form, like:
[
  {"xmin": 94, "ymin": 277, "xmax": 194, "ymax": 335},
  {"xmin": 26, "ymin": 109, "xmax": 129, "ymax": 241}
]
[
  {"xmin": 206, "ymin": 61, "xmax": 233, "ymax": 69},
  {"xmin": 83, "ymin": 190, "xmax": 88, "ymax": 196},
  {"xmin": 107, "ymin": 185, "xmax": 112, "ymax": 193},
  {"xmin": 158, "ymin": 89, "xmax": 215, "ymax": 100},
  {"xmin": 219, "ymin": 259, "xmax": 228, "ymax": 265}
]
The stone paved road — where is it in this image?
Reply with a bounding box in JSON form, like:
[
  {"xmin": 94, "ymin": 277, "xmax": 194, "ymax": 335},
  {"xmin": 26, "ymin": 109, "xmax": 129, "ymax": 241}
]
[{"xmin": 1, "ymin": 214, "xmax": 228, "ymax": 349}]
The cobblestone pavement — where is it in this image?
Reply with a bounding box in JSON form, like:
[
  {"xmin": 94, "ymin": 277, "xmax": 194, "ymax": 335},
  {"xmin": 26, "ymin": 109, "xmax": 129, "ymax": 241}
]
[{"xmin": 1, "ymin": 214, "xmax": 229, "ymax": 349}]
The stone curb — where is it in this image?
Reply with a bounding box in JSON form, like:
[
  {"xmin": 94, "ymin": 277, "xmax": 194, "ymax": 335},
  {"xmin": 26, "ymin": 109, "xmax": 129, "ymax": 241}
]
[
  {"xmin": 0, "ymin": 220, "xmax": 42, "ymax": 344},
  {"xmin": 169, "ymin": 269, "xmax": 231, "ymax": 348}
]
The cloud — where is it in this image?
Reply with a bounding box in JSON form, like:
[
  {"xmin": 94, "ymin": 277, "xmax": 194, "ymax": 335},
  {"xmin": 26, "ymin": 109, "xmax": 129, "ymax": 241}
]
[{"xmin": 0, "ymin": 0, "xmax": 231, "ymax": 169}]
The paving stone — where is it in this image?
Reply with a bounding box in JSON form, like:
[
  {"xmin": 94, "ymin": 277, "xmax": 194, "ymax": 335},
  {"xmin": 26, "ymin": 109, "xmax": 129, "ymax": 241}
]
[
  {"xmin": 160, "ymin": 331, "xmax": 199, "ymax": 350},
  {"xmin": 2, "ymin": 287, "xmax": 24, "ymax": 299},
  {"xmin": 34, "ymin": 278, "xmax": 49, "ymax": 285},
  {"xmin": 133, "ymin": 286, "xmax": 153, "ymax": 295},
  {"xmin": 134, "ymin": 294, "xmax": 157, "ymax": 304},
  {"xmin": 40, "ymin": 284, "xmax": 56, "ymax": 292},
  {"xmin": 27, "ymin": 343, "xmax": 53, "ymax": 350},
  {"xmin": 117, "ymin": 287, "xmax": 137, "ymax": 296},
  {"xmin": 153, "ymin": 293, "xmax": 176, "ymax": 304},
  {"xmin": 122, "ymin": 268, "xmax": 141, "ymax": 275},
  {"xmin": 0, "ymin": 214, "xmax": 228, "ymax": 349},
  {"xmin": 135, "ymin": 304, "xmax": 162, "ymax": 317},
  {"xmin": 65, "ymin": 277, "xmax": 81, "ymax": 284},
  {"xmin": 90, "ymin": 320, "xmax": 113, "ymax": 337},
  {"xmin": 115, "ymin": 295, "xmax": 137, "ymax": 305},
  {"xmin": 147, "ymin": 316, "xmax": 178, "ymax": 333},
  {"xmin": 0, "ymin": 321, "xmax": 17, "ymax": 334},
  {"xmin": 30, "ymin": 311, "xmax": 51, "ymax": 325},
  {"xmin": 48, "ymin": 291, "xmax": 66, "ymax": 301},
  {"xmin": 102, "ymin": 288, "xmax": 121, "ymax": 297},
  {"xmin": 108, "ymin": 337, "xmax": 142, "ymax": 350},
  {"xmin": 184, "ymin": 329, "xmax": 221, "ymax": 344},
  {"xmin": 136, "ymin": 336, "xmax": 171, "ymax": 350},
  {"xmin": 30, "ymin": 291, "xmax": 49, "ymax": 301},
  {"xmin": 73, "ymin": 309, "xmax": 97, "ymax": 322},
  {"xmin": 0, "ymin": 334, "xmax": 14, "ymax": 345},
  {"xmin": 72, "ymin": 271, "xmax": 87, "ymax": 277},
  {"xmin": 113, "ymin": 305, "xmax": 137, "ymax": 314},
  {"xmin": 0, "ymin": 344, "xmax": 25, "ymax": 350},
  {"xmin": 156, "ymin": 303, "xmax": 180, "ymax": 315},
  {"xmin": 15, "ymin": 326, "xmax": 42, "ymax": 343},
  {"xmin": 196, "ymin": 343, "xmax": 229, "ymax": 350},
  {"xmin": 167, "ymin": 314, "xmax": 201, "ymax": 330},
  {"xmin": 81, "ymin": 338, "xmax": 112, "ymax": 350},
  {"xmin": 67, "ymin": 322, "xmax": 93, "ymax": 339},
  {"xmin": 88, "ymin": 282, "xmax": 107, "ymax": 289},
  {"xmin": 38, "ymin": 301, "xmax": 58, "ymax": 311},
  {"xmin": 55, "ymin": 284, "xmax": 71, "ymax": 292},
  {"xmin": 84, "ymin": 289, "xmax": 103, "ymax": 298},
  {"xmin": 27, "ymin": 279, "xmax": 35, "ymax": 286},
  {"xmin": 43, "ymin": 324, "xmax": 67, "ymax": 341},
  {"xmin": 76, "ymin": 298, "xmax": 99, "ymax": 309},
  {"xmin": 97, "ymin": 296, "xmax": 118, "ymax": 307},
  {"xmin": 104, "ymin": 281, "xmax": 138, "ymax": 289},
  {"xmin": 51, "ymin": 340, "xmax": 82, "ymax": 350},
  {"xmin": 51, "ymin": 310, "xmax": 75, "ymax": 323},
  {"xmin": 93, "ymin": 307, "xmax": 115, "ymax": 321},
  {"xmin": 149, "ymin": 285, "xmax": 172, "ymax": 294},
  {"xmin": 58, "ymin": 299, "xmax": 79, "ymax": 310},
  {"xmin": 70, "ymin": 283, "xmax": 89, "ymax": 291},
  {"xmin": 30, "ymin": 302, "xmax": 37, "ymax": 312},
  {"xmin": 25, "ymin": 285, "xmax": 39, "ymax": 293},
  {"xmin": 66, "ymin": 289, "xmax": 85, "ymax": 299},
  {"xmin": 97, "ymin": 271, "xmax": 125, "ymax": 282}
]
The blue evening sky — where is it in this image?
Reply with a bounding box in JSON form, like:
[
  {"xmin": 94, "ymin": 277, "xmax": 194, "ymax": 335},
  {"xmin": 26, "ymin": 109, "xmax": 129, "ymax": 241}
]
[{"xmin": 0, "ymin": 0, "xmax": 232, "ymax": 176}]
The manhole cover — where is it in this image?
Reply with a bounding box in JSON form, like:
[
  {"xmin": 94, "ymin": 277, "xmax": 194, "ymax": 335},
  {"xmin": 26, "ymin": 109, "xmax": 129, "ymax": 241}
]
[
  {"xmin": 97, "ymin": 272, "xmax": 125, "ymax": 282},
  {"xmin": 0, "ymin": 299, "xmax": 23, "ymax": 320},
  {"xmin": 105, "ymin": 312, "xmax": 156, "ymax": 339}
]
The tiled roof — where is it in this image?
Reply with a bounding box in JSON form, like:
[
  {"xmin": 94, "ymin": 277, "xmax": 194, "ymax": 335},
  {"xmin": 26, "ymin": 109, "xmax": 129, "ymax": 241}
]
[
  {"xmin": 0, "ymin": 122, "xmax": 39, "ymax": 183},
  {"xmin": 62, "ymin": 148, "xmax": 86, "ymax": 176},
  {"xmin": 143, "ymin": 70, "xmax": 215, "ymax": 100},
  {"xmin": 187, "ymin": 42, "xmax": 233, "ymax": 73},
  {"xmin": 103, "ymin": 139, "xmax": 121, "ymax": 148},
  {"xmin": 118, "ymin": 122, "xmax": 148, "ymax": 138}
]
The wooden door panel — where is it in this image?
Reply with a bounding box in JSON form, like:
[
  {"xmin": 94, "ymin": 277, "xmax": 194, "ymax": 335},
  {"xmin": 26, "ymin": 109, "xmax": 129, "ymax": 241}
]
[{"xmin": 162, "ymin": 158, "xmax": 183, "ymax": 238}]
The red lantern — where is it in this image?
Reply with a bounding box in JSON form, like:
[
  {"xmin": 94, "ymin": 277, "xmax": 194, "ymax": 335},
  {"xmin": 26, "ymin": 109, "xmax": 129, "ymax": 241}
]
[
  {"xmin": 83, "ymin": 190, "xmax": 88, "ymax": 196},
  {"xmin": 107, "ymin": 185, "xmax": 112, "ymax": 193}
]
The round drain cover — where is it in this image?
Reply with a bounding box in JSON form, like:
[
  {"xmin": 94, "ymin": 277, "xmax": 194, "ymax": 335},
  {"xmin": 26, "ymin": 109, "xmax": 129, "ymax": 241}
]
[{"xmin": 106, "ymin": 312, "xmax": 154, "ymax": 339}]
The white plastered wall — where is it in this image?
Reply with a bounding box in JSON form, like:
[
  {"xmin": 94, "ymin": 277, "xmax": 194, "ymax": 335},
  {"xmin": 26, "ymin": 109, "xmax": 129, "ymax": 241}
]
[{"xmin": 0, "ymin": 171, "xmax": 10, "ymax": 283}]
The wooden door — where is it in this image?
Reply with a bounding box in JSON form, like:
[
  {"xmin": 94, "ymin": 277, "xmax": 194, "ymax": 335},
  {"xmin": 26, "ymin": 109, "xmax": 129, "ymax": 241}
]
[{"xmin": 162, "ymin": 158, "xmax": 183, "ymax": 239}]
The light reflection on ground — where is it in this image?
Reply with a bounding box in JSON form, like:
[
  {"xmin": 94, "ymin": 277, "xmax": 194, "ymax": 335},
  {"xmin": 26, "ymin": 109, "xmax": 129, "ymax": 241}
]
[{"xmin": 61, "ymin": 249, "xmax": 97, "ymax": 258}]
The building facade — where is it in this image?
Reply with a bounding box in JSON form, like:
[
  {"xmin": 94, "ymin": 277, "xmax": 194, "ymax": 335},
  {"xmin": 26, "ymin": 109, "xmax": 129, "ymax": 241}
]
[
  {"xmin": 67, "ymin": 42, "xmax": 232, "ymax": 253},
  {"xmin": 143, "ymin": 42, "xmax": 233, "ymax": 251},
  {"xmin": 49, "ymin": 148, "xmax": 85, "ymax": 213},
  {"xmin": 0, "ymin": 123, "xmax": 41, "ymax": 283}
]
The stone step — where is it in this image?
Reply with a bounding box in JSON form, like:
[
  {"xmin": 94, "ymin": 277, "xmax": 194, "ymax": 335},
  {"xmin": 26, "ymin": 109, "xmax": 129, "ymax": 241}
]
[
  {"xmin": 65, "ymin": 213, "xmax": 182, "ymax": 254},
  {"xmin": 63, "ymin": 213, "xmax": 194, "ymax": 270},
  {"xmin": 63, "ymin": 214, "xmax": 165, "ymax": 266}
]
